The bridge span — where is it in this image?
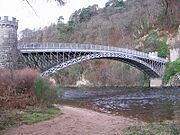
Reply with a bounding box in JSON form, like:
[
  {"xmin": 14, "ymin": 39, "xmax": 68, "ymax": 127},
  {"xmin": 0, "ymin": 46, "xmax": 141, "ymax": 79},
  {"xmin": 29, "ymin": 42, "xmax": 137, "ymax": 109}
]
[{"xmin": 18, "ymin": 42, "xmax": 167, "ymax": 80}]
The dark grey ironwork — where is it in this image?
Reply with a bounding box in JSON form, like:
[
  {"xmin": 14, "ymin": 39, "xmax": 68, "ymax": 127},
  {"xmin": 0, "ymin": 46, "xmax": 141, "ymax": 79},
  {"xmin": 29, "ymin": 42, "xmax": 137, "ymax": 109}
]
[{"xmin": 18, "ymin": 42, "xmax": 167, "ymax": 78}]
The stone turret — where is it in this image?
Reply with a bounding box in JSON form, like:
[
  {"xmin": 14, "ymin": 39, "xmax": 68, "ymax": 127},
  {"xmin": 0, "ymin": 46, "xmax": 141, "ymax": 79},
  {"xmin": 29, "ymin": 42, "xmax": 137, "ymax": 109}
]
[
  {"xmin": 0, "ymin": 16, "xmax": 18, "ymax": 68},
  {"xmin": 170, "ymin": 48, "xmax": 180, "ymax": 62}
]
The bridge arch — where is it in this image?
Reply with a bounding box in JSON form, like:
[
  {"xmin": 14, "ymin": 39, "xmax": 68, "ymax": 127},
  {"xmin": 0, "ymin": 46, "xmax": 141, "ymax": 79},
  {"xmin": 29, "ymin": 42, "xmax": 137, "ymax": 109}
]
[{"xmin": 41, "ymin": 52, "xmax": 162, "ymax": 78}]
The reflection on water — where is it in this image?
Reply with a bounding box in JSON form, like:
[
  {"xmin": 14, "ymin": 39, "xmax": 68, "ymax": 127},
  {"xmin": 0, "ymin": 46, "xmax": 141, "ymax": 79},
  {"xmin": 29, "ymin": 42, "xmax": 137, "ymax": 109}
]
[{"xmin": 60, "ymin": 87, "xmax": 180, "ymax": 122}]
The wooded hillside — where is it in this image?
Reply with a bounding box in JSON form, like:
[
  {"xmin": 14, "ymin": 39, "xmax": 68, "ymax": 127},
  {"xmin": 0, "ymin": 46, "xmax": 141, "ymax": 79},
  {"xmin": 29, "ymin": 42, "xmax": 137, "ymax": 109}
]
[{"xmin": 19, "ymin": 0, "xmax": 180, "ymax": 86}]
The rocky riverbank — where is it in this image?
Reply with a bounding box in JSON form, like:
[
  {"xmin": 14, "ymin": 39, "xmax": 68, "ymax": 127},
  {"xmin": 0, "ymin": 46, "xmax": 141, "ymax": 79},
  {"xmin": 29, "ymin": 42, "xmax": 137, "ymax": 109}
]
[{"xmin": 168, "ymin": 73, "xmax": 180, "ymax": 87}]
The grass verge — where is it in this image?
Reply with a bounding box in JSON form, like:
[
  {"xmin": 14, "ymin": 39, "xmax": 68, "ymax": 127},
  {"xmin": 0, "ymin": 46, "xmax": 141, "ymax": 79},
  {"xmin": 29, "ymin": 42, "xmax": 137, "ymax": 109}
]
[
  {"xmin": 123, "ymin": 122, "xmax": 180, "ymax": 135},
  {"xmin": 0, "ymin": 106, "xmax": 62, "ymax": 131}
]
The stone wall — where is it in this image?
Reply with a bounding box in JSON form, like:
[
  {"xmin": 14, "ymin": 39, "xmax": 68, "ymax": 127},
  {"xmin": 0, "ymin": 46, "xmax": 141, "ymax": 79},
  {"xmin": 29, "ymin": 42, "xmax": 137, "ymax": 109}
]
[
  {"xmin": 0, "ymin": 16, "xmax": 18, "ymax": 68},
  {"xmin": 150, "ymin": 78, "xmax": 162, "ymax": 87}
]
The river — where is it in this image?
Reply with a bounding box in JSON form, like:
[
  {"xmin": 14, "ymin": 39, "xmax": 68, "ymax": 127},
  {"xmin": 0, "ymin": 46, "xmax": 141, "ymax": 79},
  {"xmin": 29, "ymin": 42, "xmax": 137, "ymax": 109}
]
[{"xmin": 59, "ymin": 87, "xmax": 180, "ymax": 122}]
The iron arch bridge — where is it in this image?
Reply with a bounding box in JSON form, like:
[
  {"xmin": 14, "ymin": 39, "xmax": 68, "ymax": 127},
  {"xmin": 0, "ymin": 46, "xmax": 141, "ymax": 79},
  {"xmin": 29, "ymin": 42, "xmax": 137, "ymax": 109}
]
[{"xmin": 18, "ymin": 43, "xmax": 167, "ymax": 78}]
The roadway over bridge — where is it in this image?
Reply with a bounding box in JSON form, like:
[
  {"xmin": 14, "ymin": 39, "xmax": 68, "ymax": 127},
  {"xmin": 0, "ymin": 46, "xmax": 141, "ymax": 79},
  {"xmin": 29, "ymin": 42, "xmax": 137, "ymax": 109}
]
[{"xmin": 18, "ymin": 42, "xmax": 167, "ymax": 79}]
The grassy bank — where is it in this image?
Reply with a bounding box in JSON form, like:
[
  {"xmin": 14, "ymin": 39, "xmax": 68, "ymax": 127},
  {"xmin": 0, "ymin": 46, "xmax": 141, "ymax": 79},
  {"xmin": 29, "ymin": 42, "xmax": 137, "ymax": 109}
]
[
  {"xmin": 123, "ymin": 122, "xmax": 180, "ymax": 135},
  {"xmin": 0, "ymin": 106, "xmax": 62, "ymax": 131}
]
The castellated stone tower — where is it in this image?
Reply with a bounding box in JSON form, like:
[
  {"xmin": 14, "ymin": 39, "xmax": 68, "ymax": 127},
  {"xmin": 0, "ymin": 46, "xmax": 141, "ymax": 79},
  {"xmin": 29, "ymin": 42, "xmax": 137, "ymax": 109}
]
[{"xmin": 0, "ymin": 16, "xmax": 18, "ymax": 68}]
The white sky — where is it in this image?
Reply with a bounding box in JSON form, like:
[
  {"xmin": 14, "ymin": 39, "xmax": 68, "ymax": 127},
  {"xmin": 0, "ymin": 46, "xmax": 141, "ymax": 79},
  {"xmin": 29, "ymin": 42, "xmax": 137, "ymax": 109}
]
[{"xmin": 0, "ymin": 0, "xmax": 107, "ymax": 32}]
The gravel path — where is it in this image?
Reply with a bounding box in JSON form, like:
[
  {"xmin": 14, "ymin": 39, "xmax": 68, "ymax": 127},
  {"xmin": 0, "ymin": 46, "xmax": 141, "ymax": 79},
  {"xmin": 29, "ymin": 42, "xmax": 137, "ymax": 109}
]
[{"xmin": 1, "ymin": 105, "xmax": 137, "ymax": 135}]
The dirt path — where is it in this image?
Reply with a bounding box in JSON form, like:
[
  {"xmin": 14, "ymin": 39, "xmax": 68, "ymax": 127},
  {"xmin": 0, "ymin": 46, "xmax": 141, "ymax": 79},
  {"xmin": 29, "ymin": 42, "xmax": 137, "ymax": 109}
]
[{"xmin": 1, "ymin": 105, "xmax": 138, "ymax": 135}]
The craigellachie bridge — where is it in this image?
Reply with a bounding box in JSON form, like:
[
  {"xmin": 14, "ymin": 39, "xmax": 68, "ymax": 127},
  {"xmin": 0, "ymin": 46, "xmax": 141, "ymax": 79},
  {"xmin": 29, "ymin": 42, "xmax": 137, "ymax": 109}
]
[
  {"xmin": 18, "ymin": 42, "xmax": 166, "ymax": 78},
  {"xmin": 0, "ymin": 16, "xmax": 168, "ymax": 87}
]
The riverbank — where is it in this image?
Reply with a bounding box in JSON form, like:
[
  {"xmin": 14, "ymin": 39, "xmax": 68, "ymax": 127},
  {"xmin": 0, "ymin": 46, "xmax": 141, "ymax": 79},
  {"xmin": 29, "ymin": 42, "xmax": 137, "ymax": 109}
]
[
  {"xmin": 1, "ymin": 105, "xmax": 136, "ymax": 135},
  {"xmin": 0, "ymin": 106, "xmax": 61, "ymax": 131}
]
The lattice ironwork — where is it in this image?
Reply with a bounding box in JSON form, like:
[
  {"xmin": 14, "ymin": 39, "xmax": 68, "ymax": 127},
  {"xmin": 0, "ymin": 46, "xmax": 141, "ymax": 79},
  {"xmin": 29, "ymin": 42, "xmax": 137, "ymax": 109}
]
[{"xmin": 18, "ymin": 42, "xmax": 167, "ymax": 78}]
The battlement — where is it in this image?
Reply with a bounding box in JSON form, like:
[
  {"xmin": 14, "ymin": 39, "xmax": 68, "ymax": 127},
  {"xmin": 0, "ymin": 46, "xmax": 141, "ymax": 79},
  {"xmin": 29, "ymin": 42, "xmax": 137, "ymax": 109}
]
[
  {"xmin": 148, "ymin": 51, "xmax": 158, "ymax": 57},
  {"xmin": 0, "ymin": 16, "xmax": 18, "ymax": 29}
]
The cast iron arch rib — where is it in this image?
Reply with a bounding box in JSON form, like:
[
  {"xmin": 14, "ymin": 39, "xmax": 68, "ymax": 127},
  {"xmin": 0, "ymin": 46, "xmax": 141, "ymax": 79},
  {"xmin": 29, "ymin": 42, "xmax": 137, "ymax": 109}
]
[{"xmin": 41, "ymin": 52, "xmax": 161, "ymax": 78}]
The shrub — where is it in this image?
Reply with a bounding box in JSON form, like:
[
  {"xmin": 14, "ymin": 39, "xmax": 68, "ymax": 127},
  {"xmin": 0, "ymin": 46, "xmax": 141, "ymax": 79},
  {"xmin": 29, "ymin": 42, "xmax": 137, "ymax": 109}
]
[
  {"xmin": 34, "ymin": 78, "xmax": 60, "ymax": 106},
  {"xmin": 143, "ymin": 31, "xmax": 168, "ymax": 58},
  {"xmin": 0, "ymin": 68, "xmax": 38, "ymax": 96},
  {"xmin": 0, "ymin": 68, "xmax": 39, "ymax": 109},
  {"xmin": 157, "ymin": 36, "xmax": 168, "ymax": 58},
  {"xmin": 163, "ymin": 58, "xmax": 180, "ymax": 84}
]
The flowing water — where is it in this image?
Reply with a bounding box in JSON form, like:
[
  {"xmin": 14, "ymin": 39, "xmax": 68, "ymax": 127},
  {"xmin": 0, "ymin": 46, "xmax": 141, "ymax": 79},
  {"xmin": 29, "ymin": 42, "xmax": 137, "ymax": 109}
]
[{"xmin": 60, "ymin": 87, "xmax": 180, "ymax": 122}]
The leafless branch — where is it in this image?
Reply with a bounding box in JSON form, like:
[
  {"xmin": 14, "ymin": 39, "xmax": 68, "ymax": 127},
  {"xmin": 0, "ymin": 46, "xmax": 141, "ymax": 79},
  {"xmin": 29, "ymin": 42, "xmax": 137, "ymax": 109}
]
[
  {"xmin": 24, "ymin": 0, "xmax": 39, "ymax": 17},
  {"xmin": 54, "ymin": 0, "xmax": 66, "ymax": 6},
  {"xmin": 23, "ymin": 0, "xmax": 66, "ymax": 17}
]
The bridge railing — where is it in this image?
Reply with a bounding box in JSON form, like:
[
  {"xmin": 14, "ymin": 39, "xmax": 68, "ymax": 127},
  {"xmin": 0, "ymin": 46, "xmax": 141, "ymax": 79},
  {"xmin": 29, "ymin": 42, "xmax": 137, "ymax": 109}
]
[
  {"xmin": 18, "ymin": 42, "xmax": 146, "ymax": 55},
  {"xmin": 18, "ymin": 42, "xmax": 166, "ymax": 62}
]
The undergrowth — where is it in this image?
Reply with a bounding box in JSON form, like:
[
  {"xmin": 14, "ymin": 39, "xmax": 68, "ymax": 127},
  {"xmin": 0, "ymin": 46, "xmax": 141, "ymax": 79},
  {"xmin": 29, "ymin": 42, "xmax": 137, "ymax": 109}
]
[
  {"xmin": 0, "ymin": 106, "xmax": 62, "ymax": 131},
  {"xmin": 163, "ymin": 58, "xmax": 180, "ymax": 84}
]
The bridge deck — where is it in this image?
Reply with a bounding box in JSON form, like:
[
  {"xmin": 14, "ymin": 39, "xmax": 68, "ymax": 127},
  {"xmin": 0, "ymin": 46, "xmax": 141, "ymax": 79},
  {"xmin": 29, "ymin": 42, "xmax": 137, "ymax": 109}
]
[{"xmin": 18, "ymin": 43, "xmax": 167, "ymax": 63}]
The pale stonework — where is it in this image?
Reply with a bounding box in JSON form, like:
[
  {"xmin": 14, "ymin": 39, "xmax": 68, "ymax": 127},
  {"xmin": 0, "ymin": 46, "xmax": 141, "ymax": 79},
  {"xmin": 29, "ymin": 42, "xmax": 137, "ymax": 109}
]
[{"xmin": 0, "ymin": 16, "xmax": 18, "ymax": 68}]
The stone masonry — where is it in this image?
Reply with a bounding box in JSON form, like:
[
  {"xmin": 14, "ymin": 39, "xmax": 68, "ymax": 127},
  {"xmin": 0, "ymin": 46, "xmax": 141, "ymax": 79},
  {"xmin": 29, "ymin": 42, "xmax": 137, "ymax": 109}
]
[
  {"xmin": 0, "ymin": 16, "xmax": 18, "ymax": 68},
  {"xmin": 170, "ymin": 48, "xmax": 180, "ymax": 62}
]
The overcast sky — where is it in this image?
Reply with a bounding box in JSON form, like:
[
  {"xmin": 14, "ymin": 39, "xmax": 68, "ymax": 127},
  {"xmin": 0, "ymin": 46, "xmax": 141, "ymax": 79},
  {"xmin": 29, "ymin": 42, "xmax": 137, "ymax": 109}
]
[{"xmin": 0, "ymin": 0, "xmax": 107, "ymax": 32}]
